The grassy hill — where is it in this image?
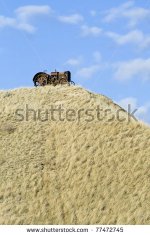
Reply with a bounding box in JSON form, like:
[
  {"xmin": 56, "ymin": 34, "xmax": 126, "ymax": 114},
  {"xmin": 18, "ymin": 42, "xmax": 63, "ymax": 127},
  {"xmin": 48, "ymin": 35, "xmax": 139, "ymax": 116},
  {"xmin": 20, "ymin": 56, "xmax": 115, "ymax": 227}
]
[{"xmin": 0, "ymin": 85, "xmax": 150, "ymax": 224}]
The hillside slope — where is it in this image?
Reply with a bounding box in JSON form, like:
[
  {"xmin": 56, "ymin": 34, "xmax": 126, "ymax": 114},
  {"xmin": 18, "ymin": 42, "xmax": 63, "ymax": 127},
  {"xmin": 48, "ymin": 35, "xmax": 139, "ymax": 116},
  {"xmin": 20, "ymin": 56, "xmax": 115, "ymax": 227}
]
[{"xmin": 0, "ymin": 85, "xmax": 150, "ymax": 224}]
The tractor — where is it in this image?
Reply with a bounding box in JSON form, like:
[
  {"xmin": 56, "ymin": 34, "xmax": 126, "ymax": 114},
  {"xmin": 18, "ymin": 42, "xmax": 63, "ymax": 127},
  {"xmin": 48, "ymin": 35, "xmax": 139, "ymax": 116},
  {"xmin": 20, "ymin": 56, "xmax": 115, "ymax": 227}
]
[{"xmin": 33, "ymin": 70, "xmax": 75, "ymax": 86}]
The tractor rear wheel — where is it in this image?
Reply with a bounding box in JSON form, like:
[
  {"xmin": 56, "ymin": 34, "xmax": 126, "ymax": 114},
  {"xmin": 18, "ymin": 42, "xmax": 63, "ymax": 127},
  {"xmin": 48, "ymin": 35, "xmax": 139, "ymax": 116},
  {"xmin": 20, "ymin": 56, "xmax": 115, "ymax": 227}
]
[{"xmin": 33, "ymin": 72, "xmax": 48, "ymax": 86}]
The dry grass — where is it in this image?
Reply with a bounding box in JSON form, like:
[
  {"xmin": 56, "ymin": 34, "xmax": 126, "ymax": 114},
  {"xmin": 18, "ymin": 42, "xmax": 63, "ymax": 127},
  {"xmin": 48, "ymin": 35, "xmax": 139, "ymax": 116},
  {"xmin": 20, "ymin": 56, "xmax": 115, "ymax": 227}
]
[{"xmin": 0, "ymin": 85, "xmax": 150, "ymax": 225}]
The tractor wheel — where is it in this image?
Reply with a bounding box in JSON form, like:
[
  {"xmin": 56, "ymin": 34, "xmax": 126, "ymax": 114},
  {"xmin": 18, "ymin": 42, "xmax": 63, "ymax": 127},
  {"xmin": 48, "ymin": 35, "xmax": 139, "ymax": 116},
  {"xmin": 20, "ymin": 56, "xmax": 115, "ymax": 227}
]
[
  {"xmin": 33, "ymin": 72, "xmax": 48, "ymax": 86},
  {"xmin": 60, "ymin": 78, "xmax": 67, "ymax": 85}
]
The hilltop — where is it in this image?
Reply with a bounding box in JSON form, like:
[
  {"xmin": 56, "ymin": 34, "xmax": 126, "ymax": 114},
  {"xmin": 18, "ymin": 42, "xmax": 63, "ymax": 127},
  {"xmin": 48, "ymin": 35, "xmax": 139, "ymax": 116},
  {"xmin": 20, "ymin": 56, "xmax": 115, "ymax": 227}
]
[{"xmin": 0, "ymin": 85, "xmax": 150, "ymax": 224}]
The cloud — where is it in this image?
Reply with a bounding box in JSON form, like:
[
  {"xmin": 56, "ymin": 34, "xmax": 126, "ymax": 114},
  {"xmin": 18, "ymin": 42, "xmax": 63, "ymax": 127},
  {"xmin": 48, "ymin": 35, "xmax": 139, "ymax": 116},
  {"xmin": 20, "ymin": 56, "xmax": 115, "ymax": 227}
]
[
  {"xmin": 15, "ymin": 5, "xmax": 51, "ymax": 21},
  {"xmin": 81, "ymin": 25, "xmax": 102, "ymax": 37},
  {"xmin": 118, "ymin": 97, "xmax": 137, "ymax": 110},
  {"xmin": 106, "ymin": 30, "xmax": 150, "ymax": 48},
  {"xmin": 103, "ymin": 1, "xmax": 150, "ymax": 27},
  {"xmin": 16, "ymin": 22, "xmax": 36, "ymax": 33},
  {"xmin": 0, "ymin": 15, "xmax": 35, "ymax": 33},
  {"xmin": 93, "ymin": 51, "xmax": 102, "ymax": 63},
  {"xmin": 65, "ymin": 51, "xmax": 102, "ymax": 73},
  {"xmin": 76, "ymin": 60, "xmax": 103, "ymax": 79},
  {"xmin": 90, "ymin": 10, "xmax": 97, "ymax": 17},
  {"xmin": 103, "ymin": 2, "xmax": 134, "ymax": 22},
  {"xmin": 75, "ymin": 51, "xmax": 104, "ymax": 79},
  {"xmin": 58, "ymin": 14, "xmax": 83, "ymax": 24},
  {"xmin": 114, "ymin": 58, "xmax": 150, "ymax": 81},
  {"xmin": 65, "ymin": 57, "xmax": 83, "ymax": 66},
  {"xmin": 117, "ymin": 97, "xmax": 150, "ymax": 123},
  {"xmin": 0, "ymin": 16, "xmax": 16, "ymax": 27},
  {"xmin": 0, "ymin": 5, "xmax": 51, "ymax": 33},
  {"xmin": 76, "ymin": 64, "xmax": 102, "ymax": 79}
]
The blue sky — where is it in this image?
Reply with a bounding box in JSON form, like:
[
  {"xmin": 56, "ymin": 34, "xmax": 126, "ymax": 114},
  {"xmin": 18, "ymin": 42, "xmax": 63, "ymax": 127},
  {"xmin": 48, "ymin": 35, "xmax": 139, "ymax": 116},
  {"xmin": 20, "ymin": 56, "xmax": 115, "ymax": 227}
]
[{"xmin": 0, "ymin": 0, "xmax": 150, "ymax": 123}]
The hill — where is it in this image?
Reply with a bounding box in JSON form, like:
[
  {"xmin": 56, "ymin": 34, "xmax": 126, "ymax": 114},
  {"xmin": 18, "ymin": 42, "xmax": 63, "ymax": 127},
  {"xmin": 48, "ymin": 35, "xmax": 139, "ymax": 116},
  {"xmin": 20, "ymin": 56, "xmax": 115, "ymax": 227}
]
[{"xmin": 0, "ymin": 85, "xmax": 150, "ymax": 224}]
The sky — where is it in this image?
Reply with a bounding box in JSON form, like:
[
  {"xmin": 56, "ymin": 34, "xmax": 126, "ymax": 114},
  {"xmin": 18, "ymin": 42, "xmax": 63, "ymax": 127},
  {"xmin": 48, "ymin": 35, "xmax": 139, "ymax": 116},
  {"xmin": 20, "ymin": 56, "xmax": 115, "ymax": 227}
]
[{"xmin": 0, "ymin": 0, "xmax": 150, "ymax": 123}]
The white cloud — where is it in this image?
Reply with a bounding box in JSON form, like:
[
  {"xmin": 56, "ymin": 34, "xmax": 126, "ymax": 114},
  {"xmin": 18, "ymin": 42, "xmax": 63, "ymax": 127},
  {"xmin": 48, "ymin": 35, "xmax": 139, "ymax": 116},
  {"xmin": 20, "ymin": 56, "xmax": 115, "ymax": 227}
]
[
  {"xmin": 76, "ymin": 64, "xmax": 102, "ymax": 79},
  {"xmin": 66, "ymin": 52, "xmax": 102, "ymax": 69},
  {"xmin": 103, "ymin": 1, "xmax": 150, "ymax": 27},
  {"xmin": 0, "ymin": 5, "xmax": 51, "ymax": 33},
  {"xmin": 81, "ymin": 25, "xmax": 102, "ymax": 37},
  {"xmin": 65, "ymin": 57, "xmax": 83, "ymax": 66},
  {"xmin": 124, "ymin": 7, "xmax": 150, "ymax": 27},
  {"xmin": 75, "ymin": 51, "xmax": 105, "ymax": 79},
  {"xmin": 15, "ymin": 5, "xmax": 51, "ymax": 21},
  {"xmin": 117, "ymin": 97, "xmax": 150, "ymax": 123},
  {"xmin": 114, "ymin": 58, "xmax": 150, "ymax": 81},
  {"xmin": 16, "ymin": 22, "xmax": 36, "ymax": 33},
  {"xmin": 0, "ymin": 16, "xmax": 16, "ymax": 27},
  {"xmin": 58, "ymin": 14, "xmax": 83, "ymax": 24},
  {"xmin": 0, "ymin": 15, "xmax": 35, "ymax": 33},
  {"xmin": 103, "ymin": 2, "xmax": 134, "ymax": 22},
  {"xmin": 118, "ymin": 97, "xmax": 137, "ymax": 110},
  {"xmin": 93, "ymin": 51, "xmax": 102, "ymax": 63},
  {"xmin": 106, "ymin": 30, "xmax": 150, "ymax": 48},
  {"xmin": 90, "ymin": 10, "xmax": 97, "ymax": 17}
]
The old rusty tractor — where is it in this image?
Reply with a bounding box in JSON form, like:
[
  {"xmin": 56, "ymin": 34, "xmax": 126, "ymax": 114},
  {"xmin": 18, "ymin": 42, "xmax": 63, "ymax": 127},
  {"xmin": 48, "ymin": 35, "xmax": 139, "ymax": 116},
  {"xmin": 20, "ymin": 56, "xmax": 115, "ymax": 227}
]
[{"xmin": 33, "ymin": 70, "xmax": 75, "ymax": 87}]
